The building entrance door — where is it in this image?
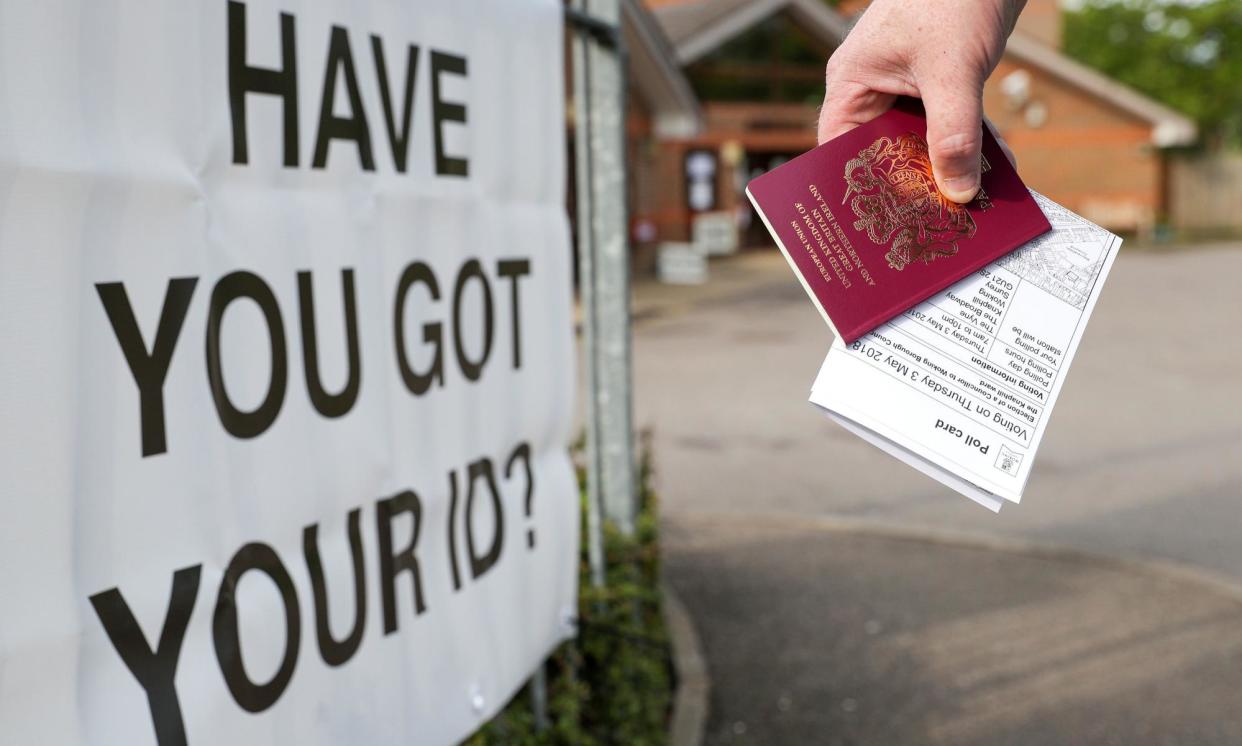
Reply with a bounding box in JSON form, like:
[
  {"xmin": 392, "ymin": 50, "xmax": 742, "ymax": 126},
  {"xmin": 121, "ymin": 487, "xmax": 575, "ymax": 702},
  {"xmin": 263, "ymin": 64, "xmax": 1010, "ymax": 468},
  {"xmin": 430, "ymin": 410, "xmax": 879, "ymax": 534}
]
[{"xmin": 742, "ymin": 151, "xmax": 799, "ymax": 247}]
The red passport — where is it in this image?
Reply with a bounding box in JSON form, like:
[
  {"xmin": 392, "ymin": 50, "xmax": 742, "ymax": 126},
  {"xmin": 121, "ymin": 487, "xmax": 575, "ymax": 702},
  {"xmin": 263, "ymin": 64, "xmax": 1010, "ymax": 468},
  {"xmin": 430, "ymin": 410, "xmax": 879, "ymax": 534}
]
[{"xmin": 746, "ymin": 99, "xmax": 1051, "ymax": 343}]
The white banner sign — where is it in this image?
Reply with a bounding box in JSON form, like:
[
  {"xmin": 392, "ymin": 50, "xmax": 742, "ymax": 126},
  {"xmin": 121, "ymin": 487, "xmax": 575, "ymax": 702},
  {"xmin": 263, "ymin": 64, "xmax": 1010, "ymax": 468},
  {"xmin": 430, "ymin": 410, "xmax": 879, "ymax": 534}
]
[{"xmin": 0, "ymin": 2, "xmax": 578, "ymax": 744}]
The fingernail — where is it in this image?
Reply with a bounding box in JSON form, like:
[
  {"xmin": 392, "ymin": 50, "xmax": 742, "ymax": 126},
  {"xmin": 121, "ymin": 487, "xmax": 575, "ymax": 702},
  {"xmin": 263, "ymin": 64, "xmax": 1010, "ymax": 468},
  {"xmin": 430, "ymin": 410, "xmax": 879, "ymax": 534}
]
[{"xmin": 940, "ymin": 174, "xmax": 980, "ymax": 203}]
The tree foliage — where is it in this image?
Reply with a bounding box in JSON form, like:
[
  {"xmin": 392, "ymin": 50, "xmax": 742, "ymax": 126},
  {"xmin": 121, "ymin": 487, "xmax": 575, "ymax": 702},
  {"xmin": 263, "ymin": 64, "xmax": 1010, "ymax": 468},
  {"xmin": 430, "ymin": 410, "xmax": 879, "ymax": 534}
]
[{"xmin": 1063, "ymin": 0, "xmax": 1242, "ymax": 147}]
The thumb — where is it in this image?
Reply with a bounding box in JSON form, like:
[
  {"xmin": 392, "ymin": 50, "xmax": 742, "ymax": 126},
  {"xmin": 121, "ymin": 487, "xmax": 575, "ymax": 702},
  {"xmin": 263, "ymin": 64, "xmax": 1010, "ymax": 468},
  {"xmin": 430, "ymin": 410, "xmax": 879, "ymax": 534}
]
[{"xmin": 922, "ymin": 81, "xmax": 985, "ymax": 204}]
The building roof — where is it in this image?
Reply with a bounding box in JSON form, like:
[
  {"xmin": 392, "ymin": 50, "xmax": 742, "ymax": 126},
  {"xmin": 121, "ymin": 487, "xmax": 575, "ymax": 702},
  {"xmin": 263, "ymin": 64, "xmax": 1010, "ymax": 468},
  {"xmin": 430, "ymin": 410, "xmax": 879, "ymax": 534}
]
[
  {"xmin": 647, "ymin": 0, "xmax": 1197, "ymax": 146},
  {"xmin": 622, "ymin": 0, "xmax": 703, "ymax": 138},
  {"xmin": 653, "ymin": 0, "xmax": 849, "ymax": 64},
  {"xmin": 1004, "ymin": 31, "xmax": 1196, "ymax": 147}
]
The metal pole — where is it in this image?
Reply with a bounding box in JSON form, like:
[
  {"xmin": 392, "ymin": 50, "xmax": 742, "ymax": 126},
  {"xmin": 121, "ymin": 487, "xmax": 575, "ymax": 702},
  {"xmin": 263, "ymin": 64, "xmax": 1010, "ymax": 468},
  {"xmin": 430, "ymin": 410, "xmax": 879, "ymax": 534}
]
[
  {"xmin": 519, "ymin": 5, "xmax": 634, "ymax": 732},
  {"xmin": 529, "ymin": 667, "xmax": 550, "ymax": 732},
  {"xmin": 571, "ymin": 2, "xmax": 608, "ymax": 589},
  {"xmin": 572, "ymin": 0, "xmax": 637, "ymax": 552}
]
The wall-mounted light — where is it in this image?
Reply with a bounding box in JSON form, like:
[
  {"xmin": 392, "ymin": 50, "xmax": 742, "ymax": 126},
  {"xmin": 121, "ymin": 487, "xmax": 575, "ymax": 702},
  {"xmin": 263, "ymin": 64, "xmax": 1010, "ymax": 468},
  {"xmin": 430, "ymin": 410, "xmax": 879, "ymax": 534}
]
[
  {"xmin": 1001, "ymin": 69, "xmax": 1032, "ymax": 110},
  {"xmin": 1000, "ymin": 69, "xmax": 1048, "ymax": 129},
  {"xmin": 1024, "ymin": 101, "xmax": 1049, "ymax": 128}
]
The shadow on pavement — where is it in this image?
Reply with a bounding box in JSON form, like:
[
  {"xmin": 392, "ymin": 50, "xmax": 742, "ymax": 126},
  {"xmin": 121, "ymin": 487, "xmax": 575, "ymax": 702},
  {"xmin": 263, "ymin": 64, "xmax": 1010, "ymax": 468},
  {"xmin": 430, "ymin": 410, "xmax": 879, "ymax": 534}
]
[{"xmin": 664, "ymin": 514, "xmax": 1242, "ymax": 746}]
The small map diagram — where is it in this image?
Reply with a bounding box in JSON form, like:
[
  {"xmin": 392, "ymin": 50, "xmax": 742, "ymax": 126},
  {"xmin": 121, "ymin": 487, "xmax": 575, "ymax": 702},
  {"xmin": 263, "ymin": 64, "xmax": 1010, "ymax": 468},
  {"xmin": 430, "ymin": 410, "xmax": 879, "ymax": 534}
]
[{"xmin": 998, "ymin": 192, "xmax": 1110, "ymax": 310}]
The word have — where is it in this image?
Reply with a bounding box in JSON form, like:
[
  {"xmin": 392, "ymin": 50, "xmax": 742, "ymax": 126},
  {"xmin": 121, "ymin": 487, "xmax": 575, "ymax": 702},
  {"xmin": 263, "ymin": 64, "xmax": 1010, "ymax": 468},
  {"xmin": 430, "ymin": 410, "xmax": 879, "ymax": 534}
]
[
  {"xmin": 89, "ymin": 442, "xmax": 534, "ymax": 746},
  {"xmin": 228, "ymin": 0, "xmax": 468, "ymax": 175},
  {"xmin": 96, "ymin": 258, "xmax": 531, "ymax": 457}
]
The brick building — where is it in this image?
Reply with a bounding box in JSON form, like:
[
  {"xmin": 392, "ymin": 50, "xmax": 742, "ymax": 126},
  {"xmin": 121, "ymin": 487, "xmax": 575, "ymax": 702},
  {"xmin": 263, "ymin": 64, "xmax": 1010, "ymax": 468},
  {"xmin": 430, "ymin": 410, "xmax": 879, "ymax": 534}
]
[{"xmin": 623, "ymin": 0, "xmax": 1196, "ymax": 260}]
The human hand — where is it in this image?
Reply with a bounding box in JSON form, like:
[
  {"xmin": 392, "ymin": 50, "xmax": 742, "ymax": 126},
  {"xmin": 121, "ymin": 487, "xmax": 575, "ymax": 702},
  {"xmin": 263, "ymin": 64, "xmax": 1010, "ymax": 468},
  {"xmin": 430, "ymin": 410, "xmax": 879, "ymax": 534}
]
[{"xmin": 817, "ymin": 0, "xmax": 1026, "ymax": 203}]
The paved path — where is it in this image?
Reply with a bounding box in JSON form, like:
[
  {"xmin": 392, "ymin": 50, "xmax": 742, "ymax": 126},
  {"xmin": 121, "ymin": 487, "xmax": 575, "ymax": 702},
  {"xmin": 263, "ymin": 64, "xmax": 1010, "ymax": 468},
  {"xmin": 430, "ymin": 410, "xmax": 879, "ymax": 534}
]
[{"xmin": 632, "ymin": 246, "xmax": 1242, "ymax": 744}]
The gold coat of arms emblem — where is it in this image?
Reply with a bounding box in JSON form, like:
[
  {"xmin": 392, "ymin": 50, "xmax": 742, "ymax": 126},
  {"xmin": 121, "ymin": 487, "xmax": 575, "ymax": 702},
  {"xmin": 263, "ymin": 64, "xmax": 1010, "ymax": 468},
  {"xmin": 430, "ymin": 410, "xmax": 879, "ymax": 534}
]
[{"xmin": 843, "ymin": 134, "xmax": 977, "ymax": 271}]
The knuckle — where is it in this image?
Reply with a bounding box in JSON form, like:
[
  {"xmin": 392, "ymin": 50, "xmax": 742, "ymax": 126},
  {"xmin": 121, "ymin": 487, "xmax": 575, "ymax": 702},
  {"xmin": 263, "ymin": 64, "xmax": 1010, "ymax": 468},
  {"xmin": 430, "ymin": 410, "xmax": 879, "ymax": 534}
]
[
  {"xmin": 932, "ymin": 133, "xmax": 981, "ymax": 163},
  {"xmin": 823, "ymin": 56, "xmax": 846, "ymax": 83}
]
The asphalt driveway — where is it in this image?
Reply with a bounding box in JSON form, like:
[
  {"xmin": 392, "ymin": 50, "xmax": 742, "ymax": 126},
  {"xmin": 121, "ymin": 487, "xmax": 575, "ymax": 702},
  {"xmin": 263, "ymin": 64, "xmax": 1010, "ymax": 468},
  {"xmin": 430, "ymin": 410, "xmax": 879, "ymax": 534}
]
[{"xmin": 635, "ymin": 244, "xmax": 1242, "ymax": 745}]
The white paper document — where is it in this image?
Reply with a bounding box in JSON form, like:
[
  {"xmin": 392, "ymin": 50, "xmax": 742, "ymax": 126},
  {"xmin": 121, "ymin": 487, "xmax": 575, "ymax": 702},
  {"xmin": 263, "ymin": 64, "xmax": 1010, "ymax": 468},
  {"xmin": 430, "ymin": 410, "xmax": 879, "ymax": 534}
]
[{"xmin": 810, "ymin": 193, "xmax": 1122, "ymax": 511}]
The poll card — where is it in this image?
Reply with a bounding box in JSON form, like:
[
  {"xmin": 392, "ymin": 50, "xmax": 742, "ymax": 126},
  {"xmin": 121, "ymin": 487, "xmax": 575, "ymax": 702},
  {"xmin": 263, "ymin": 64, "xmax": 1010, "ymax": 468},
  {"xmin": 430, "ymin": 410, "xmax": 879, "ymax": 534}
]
[{"xmin": 810, "ymin": 192, "xmax": 1122, "ymax": 510}]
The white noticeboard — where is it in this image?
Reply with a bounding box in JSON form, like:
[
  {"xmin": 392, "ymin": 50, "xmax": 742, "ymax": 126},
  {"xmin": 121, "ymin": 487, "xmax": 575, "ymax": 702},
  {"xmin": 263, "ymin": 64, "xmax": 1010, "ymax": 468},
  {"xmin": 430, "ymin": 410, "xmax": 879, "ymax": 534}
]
[
  {"xmin": 657, "ymin": 242, "xmax": 709, "ymax": 286},
  {"xmin": 692, "ymin": 211, "xmax": 738, "ymax": 257},
  {"xmin": 0, "ymin": 2, "xmax": 578, "ymax": 745}
]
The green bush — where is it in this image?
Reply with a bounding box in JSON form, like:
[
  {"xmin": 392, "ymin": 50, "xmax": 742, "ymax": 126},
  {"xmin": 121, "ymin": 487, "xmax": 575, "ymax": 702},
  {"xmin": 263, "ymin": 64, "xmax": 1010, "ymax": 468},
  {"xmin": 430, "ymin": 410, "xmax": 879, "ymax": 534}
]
[{"xmin": 465, "ymin": 445, "xmax": 672, "ymax": 745}]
